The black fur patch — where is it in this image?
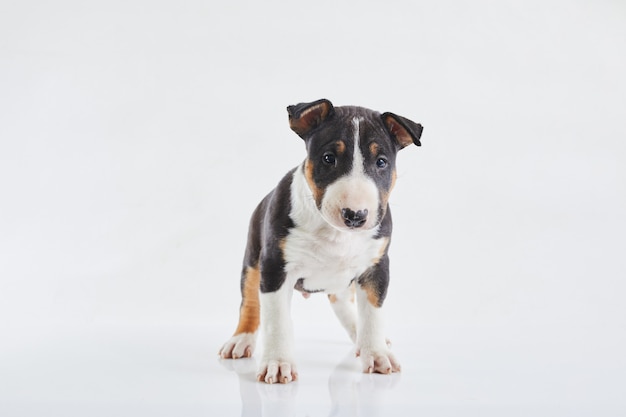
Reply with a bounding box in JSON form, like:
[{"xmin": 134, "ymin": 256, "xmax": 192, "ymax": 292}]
[
  {"xmin": 357, "ymin": 254, "xmax": 391, "ymax": 307},
  {"xmin": 242, "ymin": 169, "xmax": 296, "ymax": 294}
]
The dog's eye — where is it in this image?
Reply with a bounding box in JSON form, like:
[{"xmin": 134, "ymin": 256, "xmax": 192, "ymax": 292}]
[
  {"xmin": 376, "ymin": 157, "xmax": 388, "ymax": 169},
  {"xmin": 322, "ymin": 153, "xmax": 336, "ymax": 165}
]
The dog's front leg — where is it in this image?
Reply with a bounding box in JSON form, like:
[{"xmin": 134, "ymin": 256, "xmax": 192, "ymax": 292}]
[
  {"xmin": 328, "ymin": 282, "xmax": 357, "ymax": 343},
  {"xmin": 257, "ymin": 277, "xmax": 298, "ymax": 384},
  {"xmin": 355, "ymin": 256, "xmax": 401, "ymax": 374}
]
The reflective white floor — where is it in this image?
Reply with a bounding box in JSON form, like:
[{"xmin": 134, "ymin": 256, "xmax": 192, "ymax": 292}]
[
  {"xmin": 1, "ymin": 321, "xmax": 624, "ymax": 416},
  {"xmin": 1, "ymin": 0, "xmax": 625, "ymax": 416}
]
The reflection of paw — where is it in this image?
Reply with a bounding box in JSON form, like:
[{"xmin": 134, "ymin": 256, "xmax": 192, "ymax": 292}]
[
  {"xmin": 219, "ymin": 356, "xmax": 257, "ymax": 375},
  {"xmin": 258, "ymin": 377, "xmax": 299, "ymax": 398},
  {"xmin": 257, "ymin": 358, "xmax": 298, "ymax": 384},
  {"xmin": 356, "ymin": 347, "xmax": 401, "ymax": 374},
  {"xmin": 219, "ymin": 332, "xmax": 257, "ymax": 359},
  {"xmin": 256, "ymin": 380, "xmax": 298, "ymax": 416},
  {"xmin": 359, "ymin": 369, "xmax": 401, "ymax": 390}
]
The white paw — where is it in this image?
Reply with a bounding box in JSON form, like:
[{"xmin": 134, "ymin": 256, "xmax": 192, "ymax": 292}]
[
  {"xmin": 219, "ymin": 332, "xmax": 257, "ymax": 359},
  {"xmin": 257, "ymin": 358, "xmax": 298, "ymax": 384},
  {"xmin": 356, "ymin": 346, "xmax": 401, "ymax": 374}
]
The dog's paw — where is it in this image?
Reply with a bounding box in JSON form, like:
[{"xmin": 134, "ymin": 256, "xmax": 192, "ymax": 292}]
[
  {"xmin": 257, "ymin": 358, "xmax": 298, "ymax": 384},
  {"xmin": 356, "ymin": 347, "xmax": 401, "ymax": 374},
  {"xmin": 219, "ymin": 332, "xmax": 257, "ymax": 359}
]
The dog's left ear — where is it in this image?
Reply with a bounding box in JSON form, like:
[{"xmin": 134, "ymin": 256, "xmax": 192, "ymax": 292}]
[
  {"xmin": 287, "ymin": 99, "xmax": 335, "ymax": 138},
  {"xmin": 381, "ymin": 112, "xmax": 424, "ymax": 148}
]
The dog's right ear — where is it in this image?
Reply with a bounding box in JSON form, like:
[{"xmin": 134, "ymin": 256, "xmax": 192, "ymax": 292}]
[{"xmin": 287, "ymin": 99, "xmax": 334, "ymax": 138}]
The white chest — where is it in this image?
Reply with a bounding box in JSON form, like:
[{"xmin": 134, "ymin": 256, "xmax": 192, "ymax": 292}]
[{"xmin": 282, "ymin": 225, "xmax": 386, "ymax": 293}]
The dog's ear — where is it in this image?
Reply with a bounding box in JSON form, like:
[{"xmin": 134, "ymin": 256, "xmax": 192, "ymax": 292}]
[
  {"xmin": 287, "ymin": 99, "xmax": 334, "ymax": 138},
  {"xmin": 381, "ymin": 112, "xmax": 423, "ymax": 148}
]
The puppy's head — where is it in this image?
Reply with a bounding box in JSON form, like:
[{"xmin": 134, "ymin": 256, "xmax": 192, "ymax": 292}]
[{"xmin": 288, "ymin": 99, "xmax": 423, "ymax": 231}]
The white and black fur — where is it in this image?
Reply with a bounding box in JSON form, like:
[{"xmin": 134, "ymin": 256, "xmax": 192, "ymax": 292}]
[{"xmin": 219, "ymin": 99, "xmax": 423, "ymax": 384}]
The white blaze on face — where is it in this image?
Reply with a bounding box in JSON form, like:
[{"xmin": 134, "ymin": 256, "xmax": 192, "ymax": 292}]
[{"xmin": 320, "ymin": 116, "xmax": 380, "ymax": 231}]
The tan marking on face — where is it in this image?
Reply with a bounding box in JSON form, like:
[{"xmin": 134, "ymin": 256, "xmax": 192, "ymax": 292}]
[
  {"xmin": 328, "ymin": 294, "xmax": 337, "ymax": 304},
  {"xmin": 234, "ymin": 264, "xmax": 261, "ymax": 335},
  {"xmin": 369, "ymin": 142, "xmax": 379, "ymax": 157},
  {"xmin": 336, "ymin": 140, "xmax": 346, "ymax": 155},
  {"xmin": 304, "ymin": 160, "xmax": 324, "ymax": 207}
]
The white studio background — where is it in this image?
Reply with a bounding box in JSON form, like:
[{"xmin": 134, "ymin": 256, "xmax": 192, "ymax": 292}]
[{"xmin": 1, "ymin": 0, "xmax": 625, "ymax": 415}]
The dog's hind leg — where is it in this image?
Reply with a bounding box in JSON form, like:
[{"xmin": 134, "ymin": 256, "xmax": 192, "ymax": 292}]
[
  {"xmin": 328, "ymin": 281, "xmax": 357, "ymax": 343},
  {"xmin": 219, "ymin": 264, "xmax": 260, "ymax": 359}
]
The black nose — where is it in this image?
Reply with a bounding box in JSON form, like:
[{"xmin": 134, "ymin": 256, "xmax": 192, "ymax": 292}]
[{"xmin": 341, "ymin": 208, "xmax": 368, "ymax": 228}]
